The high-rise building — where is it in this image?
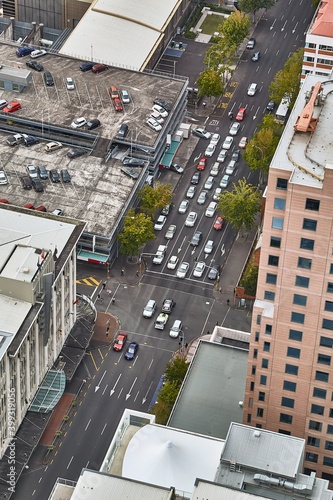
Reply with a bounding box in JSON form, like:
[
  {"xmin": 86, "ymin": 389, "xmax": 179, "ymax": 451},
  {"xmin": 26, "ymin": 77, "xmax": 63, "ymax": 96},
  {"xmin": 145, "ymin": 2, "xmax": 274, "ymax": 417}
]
[{"xmin": 243, "ymin": 74, "xmax": 333, "ymax": 482}]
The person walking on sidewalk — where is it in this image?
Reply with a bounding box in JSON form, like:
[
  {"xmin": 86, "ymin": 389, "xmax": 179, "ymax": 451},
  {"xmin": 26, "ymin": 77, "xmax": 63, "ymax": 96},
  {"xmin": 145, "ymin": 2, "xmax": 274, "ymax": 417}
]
[{"xmin": 121, "ymin": 269, "xmax": 124, "ymax": 276}]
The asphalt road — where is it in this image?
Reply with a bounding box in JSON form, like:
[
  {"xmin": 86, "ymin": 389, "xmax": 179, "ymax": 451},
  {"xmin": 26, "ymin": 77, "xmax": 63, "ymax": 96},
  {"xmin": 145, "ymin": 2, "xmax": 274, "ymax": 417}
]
[{"xmin": 13, "ymin": 2, "xmax": 315, "ymax": 498}]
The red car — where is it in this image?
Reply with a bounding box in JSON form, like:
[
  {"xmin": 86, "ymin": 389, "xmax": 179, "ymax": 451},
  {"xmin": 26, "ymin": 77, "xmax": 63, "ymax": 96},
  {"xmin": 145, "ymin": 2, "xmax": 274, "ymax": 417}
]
[
  {"xmin": 92, "ymin": 63, "xmax": 108, "ymax": 74},
  {"xmin": 113, "ymin": 332, "xmax": 128, "ymax": 351},
  {"xmin": 236, "ymin": 107, "xmax": 246, "ymax": 121},
  {"xmin": 214, "ymin": 215, "xmax": 224, "ymax": 230},
  {"xmin": 197, "ymin": 156, "xmax": 207, "ymax": 171},
  {"xmin": 113, "ymin": 98, "xmax": 123, "ymax": 112},
  {"xmin": 3, "ymin": 101, "xmax": 21, "ymax": 113}
]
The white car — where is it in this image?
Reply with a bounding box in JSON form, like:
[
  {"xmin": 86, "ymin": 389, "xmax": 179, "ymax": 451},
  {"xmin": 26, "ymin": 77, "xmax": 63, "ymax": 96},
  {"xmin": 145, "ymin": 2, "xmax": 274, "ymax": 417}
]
[
  {"xmin": 45, "ymin": 141, "xmax": 62, "ymax": 152},
  {"xmin": 226, "ymin": 160, "xmax": 236, "ymax": 175},
  {"xmin": 167, "ymin": 255, "xmax": 179, "ymax": 270},
  {"xmin": 193, "ymin": 261, "xmax": 206, "ymax": 278},
  {"xmin": 193, "ymin": 127, "xmax": 211, "ymax": 140},
  {"xmin": 204, "ymin": 240, "xmax": 214, "ymax": 254},
  {"xmin": 169, "ymin": 320, "xmax": 182, "ymax": 338},
  {"xmin": 165, "ymin": 224, "xmax": 177, "ymax": 239},
  {"xmin": 220, "ymin": 174, "xmax": 230, "ymax": 188},
  {"xmin": 185, "ymin": 211, "xmax": 198, "ymax": 227},
  {"xmin": 210, "ymin": 133, "xmax": 220, "ymax": 146},
  {"xmin": 66, "ymin": 77, "xmax": 75, "ymax": 90},
  {"xmin": 154, "ymin": 215, "xmax": 166, "ymax": 230},
  {"xmin": 186, "ymin": 185, "xmax": 196, "ymax": 199},
  {"xmin": 143, "ymin": 299, "xmax": 156, "ymax": 318},
  {"xmin": 0, "ymin": 170, "xmax": 8, "ymax": 185},
  {"xmin": 210, "ymin": 162, "xmax": 219, "ymax": 176},
  {"xmin": 152, "ymin": 104, "xmax": 168, "ymax": 118},
  {"xmin": 176, "ymin": 261, "xmax": 189, "ymax": 279},
  {"xmin": 239, "ymin": 136, "xmax": 248, "ymax": 148},
  {"xmin": 121, "ymin": 90, "xmax": 130, "ymax": 103},
  {"xmin": 222, "ymin": 136, "xmax": 233, "ymax": 150},
  {"xmin": 204, "ymin": 176, "xmax": 214, "ymax": 190},
  {"xmin": 205, "ymin": 142, "xmax": 216, "ymax": 157},
  {"xmin": 205, "ymin": 201, "xmax": 217, "ymax": 217},
  {"xmin": 147, "ymin": 117, "xmax": 162, "ymax": 132},
  {"xmin": 247, "ymin": 83, "xmax": 258, "ymax": 96},
  {"xmin": 71, "ymin": 117, "xmax": 87, "ymax": 129},
  {"xmin": 213, "ymin": 187, "xmax": 222, "ymax": 201},
  {"xmin": 229, "ymin": 122, "xmax": 241, "ymax": 136},
  {"xmin": 197, "ymin": 190, "xmax": 207, "ymax": 205},
  {"xmin": 217, "ymin": 149, "xmax": 228, "ymax": 163},
  {"xmin": 26, "ymin": 164, "xmax": 38, "ymax": 179},
  {"xmin": 30, "ymin": 49, "xmax": 46, "ymax": 59},
  {"xmin": 150, "ymin": 111, "xmax": 164, "ymax": 124},
  {"xmin": 178, "ymin": 200, "xmax": 189, "ymax": 214}
]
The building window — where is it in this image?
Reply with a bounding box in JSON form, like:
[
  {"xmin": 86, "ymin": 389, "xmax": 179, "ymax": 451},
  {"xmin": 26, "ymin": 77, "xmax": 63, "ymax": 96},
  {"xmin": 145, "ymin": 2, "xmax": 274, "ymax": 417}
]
[
  {"xmin": 320, "ymin": 336, "xmax": 333, "ymax": 348},
  {"xmin": 289, "ymin": 329, "xmax": 303, "ymax": 341},
  {"xmin": 309, "ymin": 420, "xmax": 322, "ymax": 431},
  {"xmin": 266, "ymin": 273, "xmax": 277, "ymax": 284},
  {"xmin": 323, "ymin": 457, "xmax": 333, "ymax": 467},
  {"xmin": 264, "ymin": 291, "xmax": 275, "ymax": 301},
  {"xmin": 313, "ymin": 388, "xmax": 327, "ymax": 399},
  {"xmin": 318, "ymin": 353, "xmax": 331, "ymax": 365},
  {"xmin": 280, "ymin": 413, "xmax": 293, "ymax": 424},
  {"xmin": 272, "ymin": 217, "xmax": 284, "ymax": 229},
  {"xmin": 295, "ymin": 275, "xmax": 309, "ymax": 287},
  {"xmin": 305, "ymin": 452, "xmax": 318, "ymax": 463},
  {"xmin": 260, "ymin": 375, "xmax": 267, "ymax": 385},
  {"xmin": 265, "ymin": 324, "xmax": 272, "ymax": 335},
  {"xmin": 274, "ymin": 198, "xmax": 286, "ymax": 210},
  {"xmin": 281, "ymin": 397, "xmax": 294, "ymax": 408},
  {"xmin": 270, "ymin": 236, "xmax": 281, "ymax": 248},
  {"xmin": 287, "ymin": 347, "xmax": 301, "ymax": 358},
  {"xmin": 328, "ymin": 425, "xmax": 333, "ymax": 434},
  {"xmin": 325, "ymin": 301, "xmax": 333, "ymax": 312},
  {"xmin": 257, "ymin": 408, "xmax": 264, "ymax": 417},
  {"xmin": 325, "ymin": 441, "xmax": 333, "ymax": 451},
  {"xmin": 253, "ymin": 349, "xmax": 258, "ymax": 359},
  {"xmin": 262, "ymin": 359, "xmax": 269, "ymax": 369},
  {"xmin": 263, "ymin": 341, "xmax": 270, "ymax": 352},
  {"xmin": 305, "ymin": 198, "xmax": 320, "ymax": 211},
  {"xmin": 291, "ymin": 312, "xmax": 305, "ymax": 324},
  {"xmin": 283, "ymin": 380, "xmax": 296, "ymax": 392},
  {"xmin": 311, "ymin": 404, "xmax": 324, "ymax": 415},
  {"xmin": 330, "ymin": 263, "xmax": 333, "ymax": 274},
  {"xmin": 258, "ymin": 391, "xmax": 265, "ymax": 401},
  {"xmin": 251, "ymin": 365, "xmax": 256, "ymax": 375},
  {"xmin": 279, "ymin": 429, "xmax": 291, "ymax": 435},
  {"xmin": 298, "ymin": 257, "xmax": 312, "ymax": 270},
  {"xmin": 327, "ymin": 283, "xmax": 333, "ymax": 293},
  {"xmin": 268, "ymin": 255, "xmax": 279, "ymax": 266},
  {"xmin": 277, "ymin": 178, "xmax": 288, "ymax": 190},
  {"xmin": 247, "ymin": 413, "xmax": 251, "ymax": 423},
  {"xmin": 255, "ymin": 331, "xmax": 260, "ymax": 341},
  {"xmin": 256, "ymin": 314, "xmax": 261, "ymax": 325},
  {"xmin": 315, "ymin": 371, "xmax": 329, "ymax": 382},
  {"xmin": 308, "ymin": 436, "xmax": 320, "ymax": 447},
  {"xmin": 285, "ymin": 364, "xmax": 298, "ymax": 375},
  {"xmin": 303, "ymin": 218, "xmax": 317, "ymax": 231},
  {"xmin": 323, "ymin": 319, "xmax": 333, "ymax": 331},
  {"xmin": 293, "ymin": 294, "xmax": 307, "ymax": 306},
  {"xmin": 250, "ymin": 381, "xmax": 254, "ymax": 391},
  {"xmin": 300, "ymin": 238, "xmax": 314, "ymax": 251}
]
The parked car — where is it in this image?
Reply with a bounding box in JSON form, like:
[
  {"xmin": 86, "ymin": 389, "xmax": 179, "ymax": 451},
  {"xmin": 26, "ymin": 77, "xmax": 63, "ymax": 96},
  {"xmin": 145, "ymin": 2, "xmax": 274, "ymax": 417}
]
[
  {"xmin": 32, "ymin": 178, "xmax": 44, "ymax": 192},
  {"xmin": 66, "ymin": 77, "xmax": 75, "ymax": 90},
  {"xmin": 214, "ymin": 215, "xmax": 224, "ymax": 230},
  {"xmin": 193, "ymin": 261, "xmax": 206, "ymax": 278},
  {"xmin": 204, "ymin": 240, "xmax": 214, "ymax": 254},
  {"xmin": 20, "ymin": 175, "xmax": 33, "ymax": 189},
  {"xmin": 170, "ymin": 163, "xmax": 184, "ymax": 174},
  {"xmin": 154, "ymin": 215, "xmax": 166, "ymax": 230},
  {"xmin": 146, "ymin": 117, "xmax": 162, "ymax": 132},
  {"xmin": 178, "ymin": 200, "xmax": 189, "ymax": 214},
  {"xmin": 92, "ymin": 63, "xmax": 108, "ymax": 73},
  {"xmin": 30, "ymin": 49, "xmax": 46, "ymax": 58},
  {"xmin": 24, "ymin": 135, "xmax": 39, "ymax": 147},
  {"xmin": 37, "ymin": 165, "xmax": 48, "ymax": 180},
  {"xmin": 80, "ymin": 61, "xmax": 95, "ymax": 72},
  {"xmin": 121, "ymin": 89, "xmax": 130, "ymax": 103},
  {"xmin": 45, "ymin": 141, "xmax": 62, "ymax": 152},
  {"xmin": 185, "ymin": 211, "xmax": 198, "ymax": 227},
  {"xmin": 247, "ymin": 83, "xmax": 258, "ymax": 96},
  {"xmin": 124, "ymin": 342, "xmax": 139, "ymax": 360},
  {"xmin": 246, "ymin": 37, "xmax": 256, "ymax": 49},
  {"xmin": 152, "ymin": 104, "xmax": 168, "ymax": 118},
  {"xmin": 6, "ymin": 133, "xmax": 25, "ymax": 146},
  {"xmin": 122, "ymin": 157, "xmax": 145, "ymax": 167},
  {"xmin": 67, "ymin": 148, "xmax": 87, "ymax": 159},
  {"xmin": 252, "ymin": 51, "xmax": 261, "ymax": 62},
  {"xmin": 162, "ymin": 299, "xmax": 176, "ymax": 314},
  {"xmin": 26, "ymin": 164, "xmax": 38, "ymax": 179},
  {"xmin": 3, "ymin": 101, "xmax": 21, "ymax": 113},
  {"xmin": 191, "ymin": 171, "xmax": 201, "ymax": 184},
  {"xmin": 197, "ymin": 191, "xmax": 207, "ymax": 205},
  {"xmin": 154, "ymin": 98, "xmax": 171, "ymax": 112},
  {"xmin": 43, "ymin": 71, "xmax": 54, "ymax": 86},
  {"xmin": 71, "ymin": 117, "xmax": 87, "ymax": 129},
  {"xmin": 113, "ymin": 98, "xmax": 123, "ymax": 112},
  {"xmin": 197, "ymin": 157, "xmax": 207, "ymax": 171},
  {"xmin": 176, "ymin": 262, "xmax": 189, "ymax": 279},
  {"xmin": 49, "ymin": 169, "xmax": 61, "ymax": 183},
  {"xmin": 113, "ymin": 332, "xmax": 127, "ymax": 351},
  {"xmin": 229, "ymin": 122, "xmax": 241, "ymax": 136},
  {"xmin": 110, "ymin": 85, "xmax": 119, "ymax": 99},
  {"xmin": 236, "ymin": 107, "xmax": 246, "ymax": 121},
  {"xmin": 169, "ymin": 320, "xmax": 183, "ymax": 338},
  {"xmin": 167, "ymin": 255, "xmax": 179, "ymax": 270},
  {"xmin": 204, "ymin": 176, "xmax": 214, "ymax": 190},
  {"xmin": 205, "ymin": 142, "xmax": 216, "ymax": 157},
  {"xmin": 222, "ymin": 136, "xmax": 233, "ymax": 150},
  {"xmin": 190, "ymin": 230, "xmax": 202, "ymax": 246},
  {"xmin": 220, "ymin": 175, "xmax": 230, "ymax": 188},
  {"xmin": 205, "ymin": 201, "xmax": 217, "ymax": 217},
  {"xmin": 186, "ymin": 185, "xmax": 196, "ymax": 199},
  {"xmin": 217, "ymin": 149, "xmax": 228, "ymax": 163},
  {"xmin": 165, "ymin": 224, "xmax": 177, "ymax": 239},
  {"xmin": 143, "ymin": 299, "xmax": 157, "ymax": 318},
  {"xmin": 192, "ymin": 127, "xmax": 211, "ymax": 140},
  {"xmin": 0, "ymin": 170, "xmax": 8, "ymax": 185},
  {"xmin": 117, "ymin": 122, "xmax": 129, "ymax": 138},
  {"xmin": 61, "ymin": 169, "xmax": 71, "ymax": 183},
  {"xmin": 16, "ymin": 46, "xmax": 34, "ymax": 57},
  {"xmin": 239, "ymin": 136, "xmax": 248, "ymax": 148},
  {"xmin": 26, "ymin": 60, "xmax": 44, "ymax": 71}
]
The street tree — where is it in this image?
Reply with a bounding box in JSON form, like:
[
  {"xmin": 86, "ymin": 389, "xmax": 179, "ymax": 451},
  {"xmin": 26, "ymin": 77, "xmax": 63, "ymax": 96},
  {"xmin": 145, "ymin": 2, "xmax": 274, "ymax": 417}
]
[
  {"xmin": 218, "ymin": 178, "xmax": 261, "ymax": 233},
  {"xmin": 164, "ymin": 357, "xmax": 189, "ymax": 388},
  {"xmin": 239, "ymin": 0, "xmax": 276, "ymax": 18},
  {"xmin": 269, "ymin": 48, "xmax": 303, "ymax": 108},
  {"xmin": 204, "ymin": 41, "xmax": 236, "ymax": 83},
  {"xmin": 139, "ymin": 182, "xmax": 173, "ymax": 219},
  {"xmin": 197, "ymin": 68, "xmax": 224, "ymax": 98},
  {"xmin": 118, "ymin": 209, "xmax": 155, "ymax": 257},
  {"xmin": 219, "ymin": 11, "xmax": 250, "ymax": 47},
  {"xmin": 244, "ymin": 127, "xmax": 278, "ymax": 176},
  {"xmin": 150, "ymin": 382, "xmax": 179, "ymax": 424}
]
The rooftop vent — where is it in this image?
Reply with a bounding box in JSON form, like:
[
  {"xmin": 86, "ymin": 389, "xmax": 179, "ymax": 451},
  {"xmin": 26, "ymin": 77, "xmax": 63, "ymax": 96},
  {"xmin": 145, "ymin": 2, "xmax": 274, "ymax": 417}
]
[
  {"xmin": 253, "ymin": 430, "xmax": 261, "ymax": 438},
  {"xmin": 22, "ymin": 267, "xmax": 30, "ymax": 274}
]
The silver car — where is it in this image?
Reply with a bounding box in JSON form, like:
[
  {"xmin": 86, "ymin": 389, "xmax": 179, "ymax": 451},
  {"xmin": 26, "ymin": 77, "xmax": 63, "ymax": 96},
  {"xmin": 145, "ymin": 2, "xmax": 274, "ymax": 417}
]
[
  {"xmin": 213, "ymin": 187, "xmax": 222, "ymax": 201},
  {"xmin": 197, "ymin": 191, "xmax": 208, "ymax": 205},
  {"xmin": 225, "ymin": 160, "xmax": 236, "ymax": 175},
  {"xmin": 185, "ymin": 211, "xmax": 198, "ymax": 227},
  {"xmin": 220, "ymin": 175, "xmax": 230, "ymax": 188},
  {"xmin": 143, "ymin": 299, "xmax": 157, "ymax": 318},
  {"xmin": 204, "ymin": 240, "xmax": 214, "ymax": 254},
  {"xmin": 176, "ymin": 261, "xmax": 189, "ymax": 279},
  {"xmin": 186, "ymin": 185, "xmax": 196, "ymax": 199},
  {"xmin": 229, "ymin": 122, "xmax": 241, "ymax": 136},
  {"xmin": 178, "ymin": 199, "xmax": 189, "ymax": 214},
  {"xmin": 165, "ymin": 224, "xmax": 176, "ymax": 239},
  {"xmin": 217, "ymin": 149, "xmax": 228, "ymax": 163},
  {"xmin": 204, "ymin": 176, "xmax": 214, "ymax": 190},
  {"xmin": 193, "ymin": 261, "xmax": 206, "ymax": 278}
]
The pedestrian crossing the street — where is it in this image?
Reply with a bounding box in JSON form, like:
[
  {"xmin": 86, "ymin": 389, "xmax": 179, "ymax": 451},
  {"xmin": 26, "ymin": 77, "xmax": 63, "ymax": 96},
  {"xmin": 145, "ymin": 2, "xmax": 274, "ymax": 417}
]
[{"xmin": 76, "ymin": 277, "xmax": 100, "ymax": 287}]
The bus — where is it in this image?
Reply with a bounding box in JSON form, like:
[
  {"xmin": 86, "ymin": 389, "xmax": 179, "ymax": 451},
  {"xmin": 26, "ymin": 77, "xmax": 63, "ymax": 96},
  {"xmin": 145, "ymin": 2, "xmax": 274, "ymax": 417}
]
[{"xmin": 274, "ymin": 96, "xmax": 290, "ymax": 124}]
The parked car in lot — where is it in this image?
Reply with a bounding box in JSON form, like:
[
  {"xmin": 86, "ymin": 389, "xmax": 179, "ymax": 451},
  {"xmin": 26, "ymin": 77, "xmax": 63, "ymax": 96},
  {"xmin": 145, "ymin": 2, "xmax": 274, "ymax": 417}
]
[
  {"xmin": 204, "ymin": 240, "xmax": 214, "ymax": 254},
  {"xmin": 150, "ymin": 111, "xmax": 164, "ymax": 124},
  {"xmin": 3, "ymin": 101, "xmax": 21, "ymax": 113},
  {"xmin": 71, "ymin": 117, "xmax": 86, "ymax": 129},
  {"xmin": 191, "ymin": 171, "xmax": 201, "ymax": 184},
  {"xmin": 192, "ymin": 127, "xmax": 211, "ymax": 140},
  {"xmin": 165, "ymin": 224, "xmax": 176, "ymax": 239},
  {"xmin": 32, "ymin": 178, "xmax": 44, "ymax": 192},
  {"xmin": 190, "ymin": 230, "xmax": 202, "ymax": 246},
  {"xmin": 143, "ymin": 299, "xmax": 157, "ymax": 318},
  {"xmin": 220, "ymin": 175, "xmax": 230, "ymax": 188},
  {"xmin": 24, "ymin": 135, "xmax": 39, "ymax": 147},
  {"xmin": 67, "ymin": 148, "xmax": 87, "ymax": 159},
  {"xmin": 43, "ymin": 71, "xmax": 54, "ymax": 86},
  {"xmin": 61, "ymin": 169, "xmax": 71, "ymax": 183},
  {"xmin": 92, "ymin": 63, "xmax": 108, "ymax": 73},
  {"xmin": 154, "ymin": 215, "xmax": 166, "ymax": 230},
  {"xmin": 153, "ymin": 98, "xmax": 171, "ymax": 112},
  {"xmin": 26, "ymin": 60, "xmax": 43, "ymax": 71},
  {"xmin": 217, "ymin": 149, "xmax": 228, "ymax": 163},
  {"xmin": 66, "ymin": 77, "xmax": 75, "ymax": 90},
  {"xmin": 205, "ymin": 142, "xmax": 216, "ymax": 157},
  {"xmin": 178, "ymin": 200, "xmax": 189, "ymax": 214},
  {"xmin": 20, "ymin": 175, "xmax": 33, "ymax": 189},
  {"xmin": 236, "ymin": 107, "xmax": 246, "ymax": 121},
  {"xmin": 213, "ymin": 187, "xmax": 222, "ymax": 201},
  {"xmin": 185, "ymin": 211, "xmax": 198, "ymax": 227},
  {"xmin": 30, "ymin": 49, "xmax": 46, "ymax": 58},
  {"xmin": 152, "ymin": 104, "xmax": 168, "ymax": 118},
  {"xmin": 176, "ymin": 261, "xmax": 189, "ymax": 279},
  {"xmin": 214, "ymin": 215, "xmax": 224, "ymax": 230},
  {"xmin": 122, "ymin": 157, "xmax": 145, "ymax": 167},
  {"xmin": 26, "ymin": 164, "xmax": 38, "ymax": 179},
  {"xmin": 0, "ymin": 170, "xmax": 8, "ymax": 185},
  {"xmin": 121, "ymin": 90, "xmax": 130, "ymax": 103},
  {"xmin": 169, "ymin": 320, "xmax": 182, "ymax": 338},
  {"xmin": 204, "ymin": 176, "xmax": 214, "ymax": 190},
  {"xmin": 49, "ymin": 169, "xmax": 61, "ymax": 183},
  {"xmin": 205, "ymin": 201, "xmax": 217, "ymax": 217},
  {"xmin": 193, "ymin": 261, "xmax": 206, "ymax": 278},
  {"xmin": 197, "ymin": 156, "xmax": 206, "ymax": 171},
  {"xmin": 113, "ymin": 332, "xmax": 127, "ymax": 351},
  {"xmin": 146, "ymin": 117, "xmax": 162, "ymax": 132},
  {"xmin": 45, "ymin": 141, "xmax": 62, "ymax": 152},
  {"xmin": 197, "ymin": 190, "xmax": 207, "ymax": 205},
  {"xmin": 226, "ymin": 160, "xmax": 236, "ymax": 175},
  {"xmin": 186, "ymin": 185, "xmax": 196, "ymax": 199},
  {"xmin": 124, "ymin": 342, "xmax": 138, "ymax": 360},
  {"xmin": 110, "ymin": 85, "xmax": 119, "ymax": 99},
  {"xmin": 222, "ymin": 136, "xmax": 233, "ymax": 150},
  {"xmin": 37, "ymin": 165, "xmax": 48, "ymax": 179},
  {"xmin": 247, "ymin": 83, "xmax": 258, "ymax": 96},
  {"xmin": 6, "ymin": 133, "xmax": 25, "ymax": 146},
  {"xmin": 210, "ymin": 162, "xmax": 219, "ymax": 176},
  {"xmin": 117, "ymin": 122, "xmax": 129, "ymax": 138},
  {"xmin": 162, "ymin": 298, "xmax": 176, "ymax": 314},
  {"xmin": 229, "ymin": 122, "xmax": 241, "ymax": 136},
  {"xmin": 239, "ymin": 136, "xmax": 248, "ymax": 148},
  {"xmin": 80, "ymin": 61, "xmax": 94, "ymax": 72},
  {"xmin": 113, "ymin": 98, "xmax": 123, "ymax": 112},
  {"xmin": 167, "ymin": 255, "xmax": 179, "ymax": 270}
]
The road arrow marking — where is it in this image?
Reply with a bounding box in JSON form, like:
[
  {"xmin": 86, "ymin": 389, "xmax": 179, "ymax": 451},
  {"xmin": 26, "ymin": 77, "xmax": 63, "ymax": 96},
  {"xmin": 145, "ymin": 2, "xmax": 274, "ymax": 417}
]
[
  {"xmin": 270, "ymin": 19, "xmax": 276, "ymax": 30},
  {"xmin": 194, "ymin": 154, "xmax": 201, "ymax": 162},
  {"xmin": 142, "ymin": 381, "xmax": 153, "ymax": 405},
  {"xmin": 95, "ymin": 370, "xmax": 107, "ymax": 393},
  {"xmin": 110, "ymin": 374, "xmax": 122, "ymax": 396},
  {"xmin": 221, "ymin": 244, "xmax": 225, "ymax": 256},
  {"xmin": 178, "ymin": 235, "xmax": 187, "ymax": 253},
  {"xmin": 126, "ymin": 377, "xmax": 137, "ymax": 400}
]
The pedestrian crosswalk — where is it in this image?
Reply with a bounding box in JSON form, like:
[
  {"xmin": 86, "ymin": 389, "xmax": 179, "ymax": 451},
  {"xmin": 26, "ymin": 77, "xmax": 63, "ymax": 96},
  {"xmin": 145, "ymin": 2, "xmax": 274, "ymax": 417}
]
[{"xmin": 76, "ymin": 277, "xmax": 100, "ymax": 287}]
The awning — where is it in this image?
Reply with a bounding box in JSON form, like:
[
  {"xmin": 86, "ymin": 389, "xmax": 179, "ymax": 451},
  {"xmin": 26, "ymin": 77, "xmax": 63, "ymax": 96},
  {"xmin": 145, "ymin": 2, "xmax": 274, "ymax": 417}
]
[
  {"xmin": 30, "ymin": 369, "xmax": 66, "ymax": 413},
  {"xmin": 159, "ymin": 140, "xmax": 180, "ymax": 167}
]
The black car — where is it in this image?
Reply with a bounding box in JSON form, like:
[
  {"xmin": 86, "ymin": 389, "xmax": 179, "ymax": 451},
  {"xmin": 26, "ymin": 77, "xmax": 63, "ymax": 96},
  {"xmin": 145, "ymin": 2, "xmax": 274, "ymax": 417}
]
[
  {"xmin": 61, "ymin": 169, "xmax": 71, "ymax": 183},
  {"xmin": 124, "ymin": 342, "xmax": 139, "ymax": 360},
  {"xmin": 122, "ymin": 157, "xmax": 146, "ymax": 167},
  {"xmin": 43, "ymin": 71, "xmax": 54, "ymax": 86},
  {"xmin": 153, "ymin": 98, "xmax": 171, "ymax": 112},
  {"xmin": 26, "ymin": 60, "xmax": 44, "ymax": 71},
  {"xmin": 170, "ymin": 163, "xmax": 184, "ymax": 174},
  {"xmin": 231, "ymin": 150, "xmax": 240, "ymax": 162},
  {"xmin": 67, "ymin": 148, "xmax": 87, "ymax": 159},
  {"xmin": 32, "ymin": 178, "xmax": 44, "ymax": 192},
  {"xmin": 117, "ymin": 122, "xmax": 129, "ymax": 139},
  {"xmin": 80, "ymin": 61, "xmax": 95, "ymax": 72},
  {"xmin": 20, "ymin": 175, "xmax": 33, "ymax": 190},
  {"xmin": 161, "ymin": 298, "xmax": 176, "ymax": 313},
  {"xmin": 190, "ymin": 230, "xmax": 202, "ymax": 247},
  {"xmin": 266, "ymin": 100, "xmax": 275, "ymax": 112},
  {"xmin": 24, "ymin": 135, "xmax": 39, "ymax": 147},
  {"xmin": 121, "ymin": 166, "xmax": 139, "ymax": 180},
  {"xmin": 38, "ymin": 165, "xmax": 48, "ymax": 180},
  {"xmin": 161, "ymin": 204, "xmax": 172, "ymax": 216},
  {"xmin": 49, "ymin": 169, "xmax": 60, "ymax": 183},
  {"xmin": 191, "ymin": 171, "xmax": 201, "ymax": 185},
  {"xmin": 85, "ymin": 119, "xmax": 101, "ymax": 130}
]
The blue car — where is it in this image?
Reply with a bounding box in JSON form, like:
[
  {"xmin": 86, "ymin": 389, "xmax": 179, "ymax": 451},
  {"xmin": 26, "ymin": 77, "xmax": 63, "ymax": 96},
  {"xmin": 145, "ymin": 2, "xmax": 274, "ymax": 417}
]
[{"xmin": 124, "ymin": 342, "xmax": 139, "ymax": 360}]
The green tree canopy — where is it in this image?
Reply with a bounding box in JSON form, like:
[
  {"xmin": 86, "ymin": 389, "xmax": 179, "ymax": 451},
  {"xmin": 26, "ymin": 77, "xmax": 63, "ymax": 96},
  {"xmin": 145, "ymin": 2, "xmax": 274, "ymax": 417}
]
[
  {"xmin": 118, "ymin": 209, "xmax": 155, "ymax": 257},
  {"xmin": 239, "ymin": 0, "xmax": 276, "ymax": 17},
  {"xmin": 244, "ymin": 128, "xmax": 277, "ymax": 175},
  {"xmin": 164, "ymin": 357, "xmax": 189, "ymax": 389},
  {"xmin": 219, "ymin": 11, "xmax": 250, "ymax": 46},
  {"xmin": 139, "ymin": 182, "xmax": 173, "ymax": 219},
  {"xmin": 218, "ymin": 178, "xmax": 261, "ymax": 232},
  {"xmin": 197, "ymin": 68, "xmax": 224, "ymax": 98},
  {"xmin": 204, "ymin": 41, "xmax": 236, "ymax": 83},
  {"xmin": 269, "ymin": 48, "xmax": 304, "ymax": 108}
]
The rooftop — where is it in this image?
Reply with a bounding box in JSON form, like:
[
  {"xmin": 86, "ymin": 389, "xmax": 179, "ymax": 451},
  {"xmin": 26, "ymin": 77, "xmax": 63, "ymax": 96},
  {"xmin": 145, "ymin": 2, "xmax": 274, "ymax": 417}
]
[{"xmin": 311, "ymin": 0, "xmax": 333, "ymax": 37}]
